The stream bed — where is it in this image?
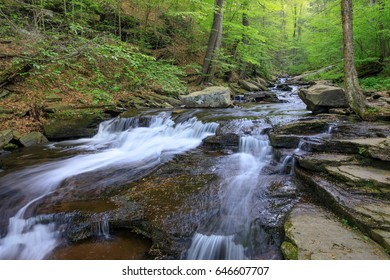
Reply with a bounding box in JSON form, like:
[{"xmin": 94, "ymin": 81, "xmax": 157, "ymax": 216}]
[{"xmin": 0, "ymin": 82, "xmax": 316, "ymax": 260}]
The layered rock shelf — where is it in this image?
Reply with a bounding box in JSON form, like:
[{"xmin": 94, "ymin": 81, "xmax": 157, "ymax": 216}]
[{"xmin": 270, "ymin": 114, "xmax": 390, "ymax": 259}]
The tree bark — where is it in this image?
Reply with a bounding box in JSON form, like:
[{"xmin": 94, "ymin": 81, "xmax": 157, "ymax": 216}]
[
  {"xmin": 378, "ymin": 0, "xmax": 388, "ymax": 62},
  {"xmin": 198, "ymin": 0, "xmax": 224, "ymax": 84},
  {"xmin": 239, "ymin": 1, "xmax": 250, "ymax": 79},
  {"xmin": 117, "ymin": 0, "xmax": 122, "ymax": 39},
  {"xmin": 341, "ymin": 0, "xmax": 367, "ymax": 118}
]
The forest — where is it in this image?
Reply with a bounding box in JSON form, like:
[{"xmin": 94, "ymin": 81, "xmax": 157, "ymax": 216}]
[{"xmin": 0, "ymin": 1, "xmax": 389, "ymax": 116}]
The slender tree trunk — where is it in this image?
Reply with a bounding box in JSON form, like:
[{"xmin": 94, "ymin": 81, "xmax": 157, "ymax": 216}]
[
  {"xmin": 341, "ymin": 0, "xmax": 367, "ymax": 118},
  {"xmin": 72, "ymin": 0, "xmax": 75, "ymax": 23},
  {"xmin": 298, "ymin": 4, "xmax": 303, "ymax": 41},
  {"xmin": 293, "ymin": 4, "xmax": 297, "ymax": 39},
  {"xmin": 40, "ymin": 0, "xmax": 45, "ymax": 31},
  {"xmin": 64, "ymin": 0, "xmax": 67, "ymax": 14},
  {"xmin": 378, "ymin": 0, "xmax": 388, "ymax": 62},
  {"xmin": 118, "ymin": 0, "xmax": 122, "ymax": 39},
  {"xmin": 198, "ymin": 0, "xmax": 224, "ymax": 84},
  {"xmin": 239, "ymin": 1, "xmax": 249, "ymax": 79},
  {"xmin": 370, "ymin": 0, "xmax": 375, "ymax": 6}
]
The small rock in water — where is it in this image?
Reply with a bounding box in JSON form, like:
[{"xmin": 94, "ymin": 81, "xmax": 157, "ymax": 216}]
[{"xmin": 276, "ymin": 84, "xmax": 293, "ymax": 91}]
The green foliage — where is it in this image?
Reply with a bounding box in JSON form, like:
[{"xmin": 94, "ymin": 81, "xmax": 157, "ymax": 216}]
[
  {"xmin": 360, "ymin": 77, "xmax": 390, "ymax": 91},
  {"xmin": 88, "ymin": 89, "xmax": 112, "ymax": 104},
  {"xmin": 138, "ymin": 60, "xmax": 186, "ymax": 96},
  {"xmin": 1, "ymin": 0, "xmax": 388, "ymax": 96},
  {"xmin": 357, "ymin": 146, "xmax": 367, "ymax": 155}
]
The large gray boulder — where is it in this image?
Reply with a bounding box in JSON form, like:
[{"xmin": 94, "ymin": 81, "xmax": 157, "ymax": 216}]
[
  {"xmin": 179, "ymin": 86, "xmax": 232, "ymax": 108},
  {"xmin": 298, "ymin": 81, "xmax": 349, "ymax": 113}
]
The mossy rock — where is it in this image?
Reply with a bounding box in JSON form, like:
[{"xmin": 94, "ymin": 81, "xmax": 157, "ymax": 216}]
[
  {"xmin": 3, "ymin": 143, "xmax": 19, "ymax": 151},
  {"xmin": 19, "ymin": 132, "xmax": 48, "ymax": 147},
  {"xmin": 0, "ymin": 129, "xmax": 13, "ymax": 148},
  {"xmin": 44, "ymin": 111, "xmax": 109, "ymax": 140},
  {"xmin": 281, "ymin": 241, "xmax": 298, "ymax": 260}
]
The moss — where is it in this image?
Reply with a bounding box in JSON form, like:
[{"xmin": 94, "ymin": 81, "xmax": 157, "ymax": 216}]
[{"xmin": 281, "ymin": 241, "xmax": 298, "ymax": 260}]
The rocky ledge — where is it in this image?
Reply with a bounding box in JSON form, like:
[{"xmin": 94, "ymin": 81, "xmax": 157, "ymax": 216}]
[{"xmin": 269, "ymin": 114, "xmax": 390, "ymax": 259}]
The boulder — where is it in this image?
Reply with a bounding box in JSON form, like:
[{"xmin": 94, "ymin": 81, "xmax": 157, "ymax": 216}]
[
  {"xmin": 238, "ymin": 80, "xmax": 260, "ymax": 92},
  {"xmin": 3, "ymin": 143, "xmax": 18, "ymax": 151},
  {"xmin": 282, "ymin": 202, "xmax": 389, "ymax": 260},
  {"xmin": 249, "ymin": 80, "xmax": 268, "ymax": 91},
  {"xmin": 19, "ymin": 132, "xmax": 48, "ymax": 147},
  {"xmin": 298, "ymin": 82, "xmax": 349, "ymax": 113},
  {"xmin": 0, "ymin": 129, "xmax": 13, "ymax": 149},
  {"xmin": 44, "ymin": 113, "xmax": 108, "ymax": 140},
  {"xmin": 179, "ymin": 86, "xmax": 232, "ymax": 108},
  {"xmin": 244, "ymin": 92, "xmax": 280, "ymax": 103},
  {"xmin": 256, "ymin": 77, "xmax": 274, "ymax": 88}
]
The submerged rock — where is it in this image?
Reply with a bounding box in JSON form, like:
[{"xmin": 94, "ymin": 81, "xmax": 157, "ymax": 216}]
[
  {"xmin": 179, "ymin": 87, "xmax": 232, "ymax": 108},
  {"xmin": 298, "ymin": 81, "xmax": 348, "ymax": 113},
  {"xmin": 282, "ymin": 202, "xmax": 389, "ymax": 260},
  {"xmin": 276, "ymin": 84, "xmax": 292, "ymax": 91}
]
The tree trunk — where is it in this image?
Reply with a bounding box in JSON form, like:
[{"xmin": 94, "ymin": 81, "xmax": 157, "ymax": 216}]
[
  {"xmin": 341, "ymin": 0, "xmax": 367, "ymax": 118},
  {"xmin": 198, "ymin": 0, "xmax": 224, "ymax": 84},
  {"xmin": 293, "ymin": 4, "xmax": 297, "ymax": 39},
  {"xmin": 117, "ymin": 0, "xmax": 122, "ymax": 39},
  {"xmin": 378, "ymin": 0, "xmax": 388, "ymax": 62},
  {"xmin": 239, "ymin": 1, "xmax": 250, "ymax": 79}
]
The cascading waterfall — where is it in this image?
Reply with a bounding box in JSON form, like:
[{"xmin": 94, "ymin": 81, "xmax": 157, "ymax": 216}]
[
  {"xmin": 279, "ymin": 139, "xmax": 304, "ymax": 175},
  {"xmin": 92, "ymin": 216, "xmax": 110, "ymax": 239},
  {"xmin": 0, "ymin": 113, "xmax": 218, "ymax": 259},
  {"xmin": 186, "ymin": 131, "xmax": 273, "ymax": 260}
]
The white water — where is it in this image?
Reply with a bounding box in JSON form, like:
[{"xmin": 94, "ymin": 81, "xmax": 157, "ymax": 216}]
[
  {"xmin": 93, "ymin": 216, "xmax": 110, "ymax": 239},
  {"xmin": 0, "ymin": 113, "xmax": 218, "ymax": 259},
  {"xmin": 186, "ymin": 130, "xmax": 273, "ymax": 260}
]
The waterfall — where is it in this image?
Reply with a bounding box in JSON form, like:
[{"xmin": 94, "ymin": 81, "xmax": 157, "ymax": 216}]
[
  {"xmin": 0, "ymin": 113, "xmax": 218, "ymax": 259},
  {"xmin": 278, "ymin": 139, "xmax": 304, "ymax": 175},
  {"xmin": 186, "ymin": 131, "xmax": 273, "ymax": 260},
  {"xmin": 92, "ymin": 217, "xmax": 110, "ymax": 239}
]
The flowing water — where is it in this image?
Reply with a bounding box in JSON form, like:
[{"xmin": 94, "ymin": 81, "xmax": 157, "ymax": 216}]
[
  {"xmin": 0, "ymin": 80, "xmax": 311, "ymax": 260},
  {"xmin": 186, "ymin": 133, "xmax": 273, "ymax": 259},
  {"xmin": 0, "ymin": 113, "xmax": 218, "ymax": 259}
]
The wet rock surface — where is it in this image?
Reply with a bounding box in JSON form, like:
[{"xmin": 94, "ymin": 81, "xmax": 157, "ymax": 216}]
[{"xmin": 282, "ymin": 202, "xmax": 389, "ymax": 260}]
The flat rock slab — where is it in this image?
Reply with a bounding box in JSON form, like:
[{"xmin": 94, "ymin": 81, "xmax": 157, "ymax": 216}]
[
  {"xmin": 326, "ymin": 165, "xmax": 390, "ymax": 189},
  {"xmin": 338, "ymin": 137, "xmax": 390, "ymax": 161},
  {"xmin": 297, "ymin": 153, "xmax": 355, "ymax": 172},
  {"xmin": 282, "ymin": 202, "xmax": 389, "ymax": 260}
]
